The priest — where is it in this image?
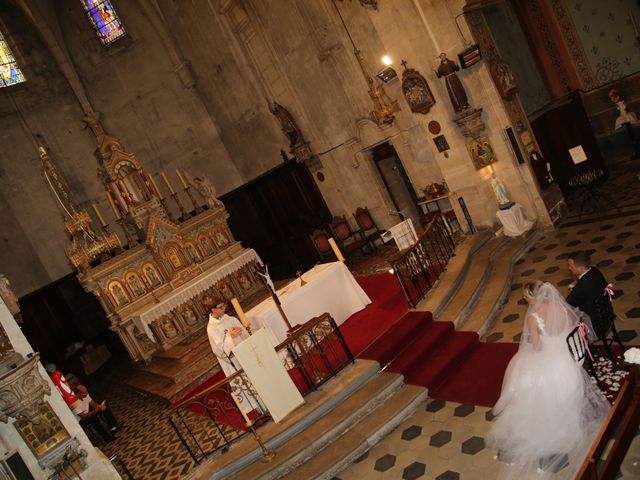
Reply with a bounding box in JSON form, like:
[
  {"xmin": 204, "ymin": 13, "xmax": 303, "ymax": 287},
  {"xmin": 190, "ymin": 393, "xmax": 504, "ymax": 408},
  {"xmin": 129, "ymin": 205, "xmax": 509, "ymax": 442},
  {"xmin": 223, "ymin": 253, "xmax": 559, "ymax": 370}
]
[{"xmin": 206, "ymin": 302, "xmax": 249, "ymax": 377}]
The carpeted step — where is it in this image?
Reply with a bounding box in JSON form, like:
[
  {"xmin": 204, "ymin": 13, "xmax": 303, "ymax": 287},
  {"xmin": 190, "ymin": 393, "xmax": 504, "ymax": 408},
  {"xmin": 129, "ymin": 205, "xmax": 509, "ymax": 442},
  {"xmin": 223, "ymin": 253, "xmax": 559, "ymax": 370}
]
[
  {"xmin": 385, "ymin": 321, "xmax": 455, "ymax": 376},
  {"xmin": 358, "ymin": 311, "xmax": 433, "ymax": 368},
  {"xmin": 405, "ymin": 331, "xmax": 479, "ymax": 392}
]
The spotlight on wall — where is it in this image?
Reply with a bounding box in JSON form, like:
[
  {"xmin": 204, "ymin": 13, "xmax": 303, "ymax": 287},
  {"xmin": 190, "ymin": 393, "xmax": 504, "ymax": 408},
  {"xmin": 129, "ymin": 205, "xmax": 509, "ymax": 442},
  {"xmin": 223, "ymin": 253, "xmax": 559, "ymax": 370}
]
[{"xmin": 377, "ymin": 56, "xmax": 397, "ymax": 83}]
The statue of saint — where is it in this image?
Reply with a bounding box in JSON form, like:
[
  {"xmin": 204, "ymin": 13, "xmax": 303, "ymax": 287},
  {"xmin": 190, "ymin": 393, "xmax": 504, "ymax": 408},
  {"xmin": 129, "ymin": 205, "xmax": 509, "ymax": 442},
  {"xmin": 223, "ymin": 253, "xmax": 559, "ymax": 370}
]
[
  {"xmin": 434, "ymin": 53, "xmax": 470, "ymax": 114},
  {"xmin": 491, "ymin": 173, "xmax": 513, "ymax": 209},
  {"xmin": 270, "ymin": 102, "xmax": 303, "ymax": 147},
  {"xmin": 185, "ymin": 173, "xmax": 223, "ymax": 209}
]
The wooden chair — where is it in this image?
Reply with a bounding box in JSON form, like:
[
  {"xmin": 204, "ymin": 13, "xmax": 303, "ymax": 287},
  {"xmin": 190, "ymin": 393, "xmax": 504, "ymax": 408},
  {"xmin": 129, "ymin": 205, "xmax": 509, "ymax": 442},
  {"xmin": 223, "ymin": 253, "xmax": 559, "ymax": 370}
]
[
  {"xmin": 353, "ymin": 207, "xmax": 385, "ymax": 250},
  {"xmin": 591, "ymin": 292, "xmax": 625, "ymax": 363},
  {"xmin": 328, "ymin": 216, "xmax": 369, "ymax": 259},
  {"xmin": 309, "ymin": 229, "xmax": 336, "ymax": 262},
  {"xmin": 566, "ymin": 322, "xmax": 604, "ymax": 390}
]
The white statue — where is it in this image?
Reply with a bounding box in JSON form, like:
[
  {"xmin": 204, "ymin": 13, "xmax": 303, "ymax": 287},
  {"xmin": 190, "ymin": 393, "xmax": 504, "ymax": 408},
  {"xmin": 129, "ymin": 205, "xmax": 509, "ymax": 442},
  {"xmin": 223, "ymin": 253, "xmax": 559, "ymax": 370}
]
[
  {"xmin": 614, "ymin": 100, "xmax": 638, "ymax": 130},
  {"xmin": 184, "ymin": 172, "xmax": 223, "ymax": 208},
  {"xmin": 491, "ymin": 173, "xmax": 513, "ymax": 209}
]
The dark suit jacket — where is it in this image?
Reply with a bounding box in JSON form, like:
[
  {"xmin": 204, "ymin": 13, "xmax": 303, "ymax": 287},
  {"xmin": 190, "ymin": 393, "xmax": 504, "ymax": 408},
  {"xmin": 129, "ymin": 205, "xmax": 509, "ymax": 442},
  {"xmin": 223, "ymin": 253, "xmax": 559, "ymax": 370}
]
[{"xmin": 566, "ymin": 267, "xmax": 608, "ymax": 326}]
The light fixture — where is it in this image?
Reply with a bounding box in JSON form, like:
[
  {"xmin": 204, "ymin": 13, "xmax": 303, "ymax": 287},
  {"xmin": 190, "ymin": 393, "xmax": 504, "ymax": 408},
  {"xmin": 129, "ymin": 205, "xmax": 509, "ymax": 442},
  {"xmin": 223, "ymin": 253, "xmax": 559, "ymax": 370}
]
[
  {"xmin": 332, "ymin": 1, "xmax": 400, "ymax": 125},
  {"xmin": 381, "ymin": 55, "xmax": 392, "ymax": 66}
]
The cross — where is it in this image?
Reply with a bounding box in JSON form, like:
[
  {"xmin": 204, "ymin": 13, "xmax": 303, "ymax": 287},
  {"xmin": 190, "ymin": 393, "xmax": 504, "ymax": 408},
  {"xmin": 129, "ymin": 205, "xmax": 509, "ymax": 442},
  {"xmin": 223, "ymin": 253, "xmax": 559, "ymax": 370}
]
[
  {"xmin": 248, "ymin": 343, "xmax": 264, "ymax": 368},
  {"xmin": 400, "ymin": 59, "xmax": 408, "ymax": 70}
]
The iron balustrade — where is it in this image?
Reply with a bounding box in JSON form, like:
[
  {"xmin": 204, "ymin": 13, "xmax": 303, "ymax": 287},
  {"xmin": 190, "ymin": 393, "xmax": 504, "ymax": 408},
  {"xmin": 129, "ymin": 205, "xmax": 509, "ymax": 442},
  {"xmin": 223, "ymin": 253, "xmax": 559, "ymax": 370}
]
[
  {"xmin": 390, "ymin": 213, "xmax": 455, "ymax": 308},
  {"xmin": 166, "ymin": 313, "xmax": 354, "ymax": 464}
]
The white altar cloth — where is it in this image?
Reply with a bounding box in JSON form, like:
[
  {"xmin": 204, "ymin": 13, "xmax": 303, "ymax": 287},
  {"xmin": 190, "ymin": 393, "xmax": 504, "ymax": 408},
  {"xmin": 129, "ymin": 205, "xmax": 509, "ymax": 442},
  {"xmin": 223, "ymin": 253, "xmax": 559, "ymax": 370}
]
[
  {"xmin": 134, "ymin": 249, "xmax": 261, "ymax": 340},
  {"xmin": 246, "ymin": 262, "xmax": 371, "ymax": 346},
  {"xmin": 496, "ymin": 203, "xmax": 534, "ymax": 237}
]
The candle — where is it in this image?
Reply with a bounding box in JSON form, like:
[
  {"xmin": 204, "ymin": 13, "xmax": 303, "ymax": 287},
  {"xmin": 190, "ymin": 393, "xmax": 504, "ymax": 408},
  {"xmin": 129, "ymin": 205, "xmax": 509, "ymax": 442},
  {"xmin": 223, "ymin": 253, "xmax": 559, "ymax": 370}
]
[
  {"xmin": 149, "ymin": 174, "xmax": 163, "ymax": 199},
  {"xmin": 230, "ymin": 391, "xmax": 253, "ymax": 427},
  {"xmin": 91, "ymin": 203, "xmax": 106, "ymax": 227},
  {"xmin": 231, "ymin": 297, "xmax": 251, "ymax": 333},
  {"xmin": 106, "ymin": 191, "xmax": 121, "ymax": 220},
  {"xmin": 176, "ymin": 169, "xmax": 188, "ymax": 189},
  {"xmin": 160, "ymin": 172, "xmax": 175, "ymax": 194},
  {"xmin": 328, "ymin": 237, "xmax": 345, "ymax": 262}
]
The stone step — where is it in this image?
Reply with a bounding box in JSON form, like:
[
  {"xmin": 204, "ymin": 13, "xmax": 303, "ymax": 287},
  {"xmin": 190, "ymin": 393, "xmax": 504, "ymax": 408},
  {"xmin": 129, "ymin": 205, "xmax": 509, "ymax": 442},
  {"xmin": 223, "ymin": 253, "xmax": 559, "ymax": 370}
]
[
  {"xmin": 434, "ymin": 234, "xmax": 508, "ymax": 326},
  {"xmin": 142, "ymin": 341, "xmax": 214, "ymax": 379},
  {"xmin": 279, "ymin": 384, "xmax": 427, "ymax": 480},
  {"xmin": 461, "ymin": 230, "xmax": 541, "ymax": 337},
  {"xmin": 152, "ymin": 330, "xmax": 210, "ymax": 362},
  {"xmin": 416, "ymin": 230, "xmax": 493, "ymax": 318},
  {"xmin": 187, "ymin": 359, "xmax": 381, "ymax": 480}
]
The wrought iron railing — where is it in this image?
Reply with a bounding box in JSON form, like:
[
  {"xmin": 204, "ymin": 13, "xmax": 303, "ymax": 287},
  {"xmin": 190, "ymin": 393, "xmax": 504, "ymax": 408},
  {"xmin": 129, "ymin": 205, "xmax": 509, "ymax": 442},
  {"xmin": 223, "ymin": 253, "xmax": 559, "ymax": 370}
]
[
  {"xmin": 167, "ymin": 312, "xmax": 353, "ymax": 464},
  {"xmin": 390, "ymin": 213, "xmax": 455, "ymax": 308}
]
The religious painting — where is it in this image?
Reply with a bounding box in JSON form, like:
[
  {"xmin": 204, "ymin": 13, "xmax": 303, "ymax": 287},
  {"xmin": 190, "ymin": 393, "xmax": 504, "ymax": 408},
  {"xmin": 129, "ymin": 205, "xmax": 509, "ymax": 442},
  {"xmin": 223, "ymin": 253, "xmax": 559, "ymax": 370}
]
[
  {"xmin": 14, "ymin": 403, "xmax": 70, "ymax": 459},
  {"xmin": 182, "ymin": 307, "xmax": 198, "ymax": 327},
  {"xmin": 211, "ymin": 229, "xmax": 230, "ymax": 249},
  {"xmin": 108, "ymin": 280, "xmax": 130, "ymax": 307},
  {"xmin": 467, "ymin": 136, "xmax": 497, "ymax": 170},
  {"xmin": 197, "ymin": 234, "xmax": 214, "ymax": 257},
  {"xmin": 433, "ymin": 135, "xmax": 450, "ymax": 153},
  {"xmin": 236, "ymin": 271, "xmax": 252, "ymax": 291},
  {"xmin": 142, "ymin": 263, "xmax": 162, "ymax": 288},
  {"xmin": 158, "ymin": 317, "xmax": 179, "ymax": 340},
  {"xmin": 491, "ymin": 57, "xmax": 517, "ymax": 99},
  {"xmin": 217, "ymin": 281, "xmax": 234, "ymax": 300},
  {"xmin": 184, "ymin": 242, "xmax": 201, "ymax": 264},
  {"xmin": 125, "ymin": 272, "xmax": 146, "ymax": 298},
  {"xmin": 163, "ymin": 245, "xmax": 184, "ymax": 270},
  {"xmin": 401, "ymin": 61, "xmax": 436, "ymax": 114}
]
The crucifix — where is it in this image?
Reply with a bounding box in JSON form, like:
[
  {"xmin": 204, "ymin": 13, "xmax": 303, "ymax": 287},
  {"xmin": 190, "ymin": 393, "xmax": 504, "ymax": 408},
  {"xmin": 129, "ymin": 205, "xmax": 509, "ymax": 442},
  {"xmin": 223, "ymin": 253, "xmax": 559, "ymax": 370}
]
[
  {"xmin": 248, "ymin": 343, "xmax": 264, "ymax": 368},
  {"xmin": 255, "ymin": 263, "xmax": 293, "ymax": 331}
]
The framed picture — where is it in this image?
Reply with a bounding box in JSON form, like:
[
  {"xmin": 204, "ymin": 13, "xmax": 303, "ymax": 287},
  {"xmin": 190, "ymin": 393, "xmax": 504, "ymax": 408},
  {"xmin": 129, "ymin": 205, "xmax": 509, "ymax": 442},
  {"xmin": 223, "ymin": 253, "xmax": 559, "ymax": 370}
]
[
  {"xmin": 433, "ymin": 135, "xmax": 450, "ymax": 153},
  {"xmin": 14, "ymin": 403, "xmax": 69, "ymax": 459},
  {"xmin": 466, "ymin": 136, "xmax": 497, "ymax": 170}
]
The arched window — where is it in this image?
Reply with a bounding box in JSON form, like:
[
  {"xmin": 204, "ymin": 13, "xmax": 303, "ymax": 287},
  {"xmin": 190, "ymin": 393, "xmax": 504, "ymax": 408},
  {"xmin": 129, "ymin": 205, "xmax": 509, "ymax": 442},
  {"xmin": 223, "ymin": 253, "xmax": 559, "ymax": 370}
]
[
  {"xmin": 0, "ymin": 31, "xmax": 25, "ymax": 88},
  {"xmin": 80, "ymin": 0, "xmax": 126, "ymax": 45}
]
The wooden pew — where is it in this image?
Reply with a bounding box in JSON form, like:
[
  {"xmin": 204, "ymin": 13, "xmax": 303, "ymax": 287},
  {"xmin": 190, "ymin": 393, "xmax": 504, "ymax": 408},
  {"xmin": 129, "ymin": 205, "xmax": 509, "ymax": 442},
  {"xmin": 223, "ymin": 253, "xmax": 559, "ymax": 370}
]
[{"xmin": 577, "ymin": 365, "xmax": 640, "ymax": 479}]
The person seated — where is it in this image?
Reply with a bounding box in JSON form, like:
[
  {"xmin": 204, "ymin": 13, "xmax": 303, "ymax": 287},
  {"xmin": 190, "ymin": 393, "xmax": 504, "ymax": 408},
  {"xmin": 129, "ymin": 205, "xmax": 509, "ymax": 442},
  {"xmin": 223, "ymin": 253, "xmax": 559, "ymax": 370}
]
[{"xmin": 71, "ymin": 384, "xmax": 120, "ymax": 443}]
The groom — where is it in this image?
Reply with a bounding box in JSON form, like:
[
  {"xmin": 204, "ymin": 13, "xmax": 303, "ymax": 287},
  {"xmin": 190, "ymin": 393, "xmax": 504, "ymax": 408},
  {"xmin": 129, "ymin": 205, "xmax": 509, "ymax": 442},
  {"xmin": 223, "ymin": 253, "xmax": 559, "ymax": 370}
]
[{"xmin": 566, "ymin": 251, "xmax": 609, "ymax": 334}]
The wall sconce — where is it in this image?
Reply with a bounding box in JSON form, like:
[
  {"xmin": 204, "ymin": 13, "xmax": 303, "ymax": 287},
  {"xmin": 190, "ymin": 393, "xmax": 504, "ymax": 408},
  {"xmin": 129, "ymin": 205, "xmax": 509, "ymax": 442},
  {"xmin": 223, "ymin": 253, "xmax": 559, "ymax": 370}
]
[{"xmin": 376, "ymin": 55, "xmax": 397, "ymax": 83}]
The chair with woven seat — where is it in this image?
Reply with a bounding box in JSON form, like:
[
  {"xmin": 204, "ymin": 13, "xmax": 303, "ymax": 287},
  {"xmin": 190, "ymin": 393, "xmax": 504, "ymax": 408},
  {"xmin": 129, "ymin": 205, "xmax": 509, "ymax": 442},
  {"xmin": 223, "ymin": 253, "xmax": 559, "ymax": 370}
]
[
  {"xmin": 328, "ymin": 215, "xmax": 369, "ymax": 260},
  {"xmin": 309, "ymin": 229, "xmax": 336, "ymax": 262},
  {"xmin": 566, "ymin": 322, "xmax": 604, "ymax": 390},
  {"xmin": 591, "ymin": 292, "xmax": 625, "ymax": 363},
  {"xmin": 353, "ymin": 207, "xmax": 385, "ymax": 251}
]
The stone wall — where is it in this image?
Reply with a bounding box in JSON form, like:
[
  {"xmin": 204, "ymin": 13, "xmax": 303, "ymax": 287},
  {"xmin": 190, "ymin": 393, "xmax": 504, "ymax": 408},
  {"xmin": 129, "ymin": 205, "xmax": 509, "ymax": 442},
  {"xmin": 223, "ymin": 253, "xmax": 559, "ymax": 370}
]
[{"xmin": 0, "ymin": 0, "xmax": 553, "ymax": 296}]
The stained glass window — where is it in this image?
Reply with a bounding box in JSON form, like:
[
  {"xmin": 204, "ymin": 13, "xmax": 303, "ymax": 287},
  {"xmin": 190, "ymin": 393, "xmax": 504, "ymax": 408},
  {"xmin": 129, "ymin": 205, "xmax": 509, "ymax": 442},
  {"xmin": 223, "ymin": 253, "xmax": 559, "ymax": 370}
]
[
  {"xmin": 0, "ymin": 31, "xmax": 25, "ymax": 88},
  {"xmin": 81, "ymin": 0, "xmax": 126, "ymax": 45}
]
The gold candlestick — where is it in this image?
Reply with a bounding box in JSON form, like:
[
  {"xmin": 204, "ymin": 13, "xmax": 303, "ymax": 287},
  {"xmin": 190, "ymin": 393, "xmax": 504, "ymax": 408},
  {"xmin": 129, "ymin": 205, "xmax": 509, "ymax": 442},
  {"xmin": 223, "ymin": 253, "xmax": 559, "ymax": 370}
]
[
  {"xmin": 176, "ymin": 169, "xmax": 188, "ymax": 189},
  {"xmin": 161, "ymin": 172, "xmax": 176, "ymax": 195},
  {"xmin": 171, "ymin": 191, "xmax": 190, "ymax": 221},
  {"xmin": 149, "ymin": 174, "xmax": 163, "ymax": 199},
  {"xmin": 159, "ymin": 196, "xmax": 176, "ymax": 222},
  {"xmin": 91, "ymin": 203, "xmax": 106, "ymax": 227},
  {"xmin": 102, "ymin": 224, "xmax": 124, "ymax": 254},
  {"xmin": 185, "ymin": 185, "xmax": 204, "ymax": 214}
]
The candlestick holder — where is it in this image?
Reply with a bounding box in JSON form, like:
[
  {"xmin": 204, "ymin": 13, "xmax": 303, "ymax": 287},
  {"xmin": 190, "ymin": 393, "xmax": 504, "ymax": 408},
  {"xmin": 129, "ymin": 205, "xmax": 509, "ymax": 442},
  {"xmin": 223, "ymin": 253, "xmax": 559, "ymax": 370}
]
[
  {"xmin": 158, "ymin": 197, "xmax": 176, "ymax": 222},
  {"xmin": 116, "ymin": 218, "xmax": 139, "ymax": 248},
  {"xmin": 171, "ymin": 192, "xmax": 190, "ymax": 221},
  {"xmin": 184, "ymin": 186, "xmax": 204, "ymax": 214}
]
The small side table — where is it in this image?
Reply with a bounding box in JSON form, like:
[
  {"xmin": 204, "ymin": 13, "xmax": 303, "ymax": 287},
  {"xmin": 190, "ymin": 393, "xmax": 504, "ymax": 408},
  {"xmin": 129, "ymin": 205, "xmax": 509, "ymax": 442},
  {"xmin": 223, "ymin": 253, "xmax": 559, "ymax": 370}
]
[{"xmin": 496, "ymin": 203, "xmax": 534, "ymax": 237}]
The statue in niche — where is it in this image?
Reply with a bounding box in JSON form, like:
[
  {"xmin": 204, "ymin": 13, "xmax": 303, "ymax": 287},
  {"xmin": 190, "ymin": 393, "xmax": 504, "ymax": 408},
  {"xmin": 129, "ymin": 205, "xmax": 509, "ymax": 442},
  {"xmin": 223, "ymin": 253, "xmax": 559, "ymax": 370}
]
[
  {"xmin": 160, "ymin": 318, "xmax": 178, "ymax": 339},
  {"xmin": 401, "ymin": 60, "xmax": 435, "ymax": 114},
  {"xmin": 237, "ymin": 272, "xmax": 252, "ymax": 291},
  {"xmin": 109, "ymin": 281, "xmax": 129, "ymax": 307},
  {"xmin": 183, "ymin": 307, "xmax": 198, "ymax": 326},
  {"xmin": 434, "ymin": 53, "xmax": 470, "ymax": 114},
  {"xmin": 490, "ymin": 173, "xmax": 513, "ymax": 210},
  {"xmin": 164, "ymin": 246, "xmax": 183, "ymax": 269},
  {"xmin": 143, "ymin": 264, "xmax": 162, "ymax": 287},
  {"xmin": 127, "ymin": 274, "xmax": 146, "ymax": 297},
  {"xmin": 218, "ymin": 282, "xmax": 234, "ymax": 300},
  {"xmin": 185, "ymin": 172, "xmax": 224, "ymax": 209},
  {"xmin": 198, "ymin": 236, "xmax": 214, "ymax": 256},
  {"xmin": 270, "ymin": 102, "xmax": 303, "ymax": 147},
  {"xmin": 185, "ymin": 243, "xmax": 200, "ymax": 263},
  {"xmin": 491, "ymin": 57, "xmax": 517, "ymax": 99},
  {"xmin": 212, "ymin": 229, "xmax": 230, "ymax": 248}
]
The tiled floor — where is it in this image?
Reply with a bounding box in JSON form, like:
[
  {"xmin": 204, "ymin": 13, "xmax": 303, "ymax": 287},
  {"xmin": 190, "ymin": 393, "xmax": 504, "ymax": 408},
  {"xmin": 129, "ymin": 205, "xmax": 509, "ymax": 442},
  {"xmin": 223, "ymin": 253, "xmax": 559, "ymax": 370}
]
[{"xmin": 83, "ymin": 159, "xmax": 640, "ymax": 479}]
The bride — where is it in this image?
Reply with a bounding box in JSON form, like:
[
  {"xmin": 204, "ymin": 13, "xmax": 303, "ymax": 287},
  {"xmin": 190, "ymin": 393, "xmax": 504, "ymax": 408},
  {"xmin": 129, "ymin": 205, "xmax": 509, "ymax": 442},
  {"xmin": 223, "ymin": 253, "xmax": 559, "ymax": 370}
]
[{"xmin": 488, "ymin": 281, "xmax": 610, "ymax": 478}]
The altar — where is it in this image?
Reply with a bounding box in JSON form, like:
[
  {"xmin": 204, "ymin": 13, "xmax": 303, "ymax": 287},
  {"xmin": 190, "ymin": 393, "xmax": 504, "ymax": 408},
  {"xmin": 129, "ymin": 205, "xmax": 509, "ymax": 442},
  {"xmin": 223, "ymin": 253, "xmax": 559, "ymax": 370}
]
[{"xmin": 246, "ymin": 262, "xmax": 371, "ymax": 345}]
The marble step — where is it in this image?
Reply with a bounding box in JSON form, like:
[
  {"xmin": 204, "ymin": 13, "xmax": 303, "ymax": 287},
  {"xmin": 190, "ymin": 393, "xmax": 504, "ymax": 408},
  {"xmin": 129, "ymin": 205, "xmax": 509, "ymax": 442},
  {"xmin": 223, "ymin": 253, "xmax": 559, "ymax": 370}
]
[
  {"xmin": 462, "ymin": 229, "xmax": 541, "ymax": 337},
  {"xmin": 143, "ymin": 340, "xmax": 214, "ymax": 377},
  {"xmin": 416, "ymin": 230, "xmax": 493, "ymax": 319},
  {"xmin": 187, "ymin": 360, "xmax": 381, "ymax": 480},
  {"xmin": 278, "ymin": 384, "xmax": 427, "ymax": 480},
  {"xmin": 433, "ymin": 234, "xmax": 508, "ymax": 326},
  {"xmin": 127, "ymin": 352, "xmax": 220, "ymax": 403},
  {"xmin": 152, "ymin": 330, "xmax": 210, "ymax": 363}
]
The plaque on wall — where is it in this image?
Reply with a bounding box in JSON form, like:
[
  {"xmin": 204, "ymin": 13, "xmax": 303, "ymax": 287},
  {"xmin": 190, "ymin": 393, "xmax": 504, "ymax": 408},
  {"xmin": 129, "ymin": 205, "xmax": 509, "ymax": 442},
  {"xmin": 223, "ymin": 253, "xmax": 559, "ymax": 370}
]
[
  {"xmin": 428, "ymin": 121, "xmax": 441, "ymax": 135},
  {"xmin": 466, "ymin": 136, "xmax": 497, "ymax": 170}
]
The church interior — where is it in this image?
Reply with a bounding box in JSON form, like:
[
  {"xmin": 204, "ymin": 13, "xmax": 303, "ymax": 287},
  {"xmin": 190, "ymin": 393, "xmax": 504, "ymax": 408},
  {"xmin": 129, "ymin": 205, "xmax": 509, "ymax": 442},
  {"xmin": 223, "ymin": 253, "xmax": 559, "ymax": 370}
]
[{"xmin": 0, "ymin": 0, "xmax": 639, "ymax": 478}]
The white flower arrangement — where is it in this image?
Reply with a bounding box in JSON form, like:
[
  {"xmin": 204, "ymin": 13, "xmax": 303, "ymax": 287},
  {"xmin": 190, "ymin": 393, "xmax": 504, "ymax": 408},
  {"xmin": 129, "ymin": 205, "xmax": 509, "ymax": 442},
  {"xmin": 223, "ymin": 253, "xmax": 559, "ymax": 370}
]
[{"xmin": 623, "ymin": 347, "xmax": 640, "ymax": 365}]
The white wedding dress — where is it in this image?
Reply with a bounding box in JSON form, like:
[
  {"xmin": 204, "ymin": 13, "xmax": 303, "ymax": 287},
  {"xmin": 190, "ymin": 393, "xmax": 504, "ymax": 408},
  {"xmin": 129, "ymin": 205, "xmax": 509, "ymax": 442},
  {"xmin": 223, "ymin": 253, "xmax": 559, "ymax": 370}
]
[{"xmin": 488, "ymin": 283, "xmax": 610, "ymax": 478}]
